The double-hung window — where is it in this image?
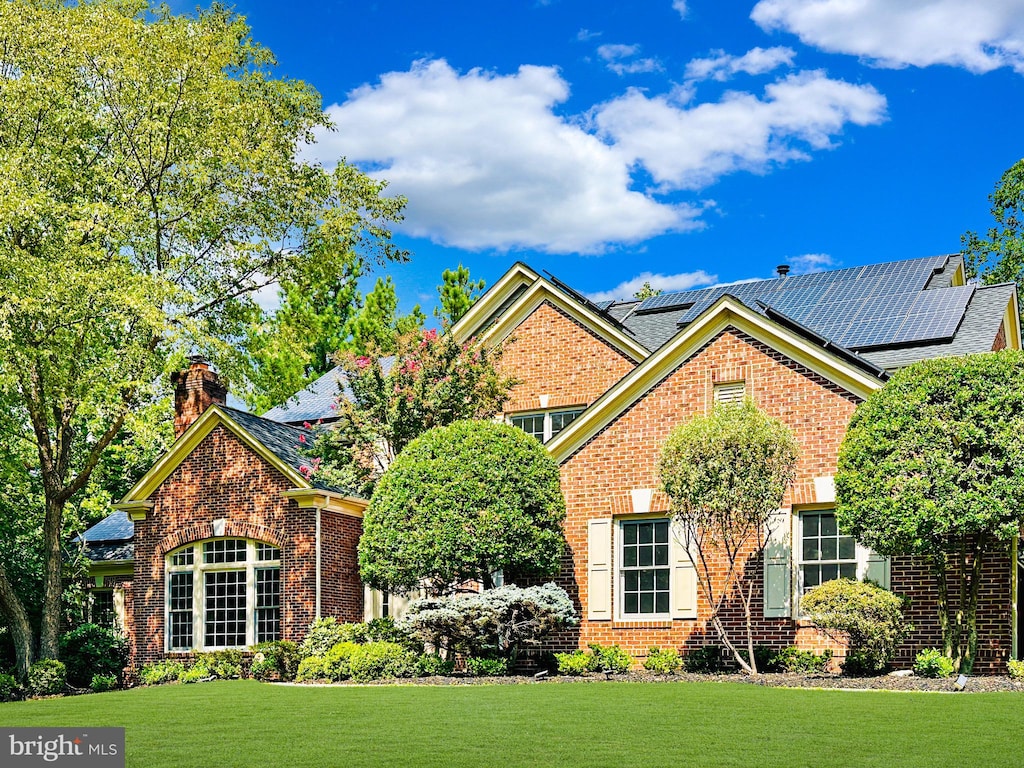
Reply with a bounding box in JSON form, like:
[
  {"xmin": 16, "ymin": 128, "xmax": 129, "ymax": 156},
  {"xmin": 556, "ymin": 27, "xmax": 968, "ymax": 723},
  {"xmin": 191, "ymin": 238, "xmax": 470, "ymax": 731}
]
[
  {"xmin": 799, "ymin": 510, "xmax": 856, "ymax": 592},
  {"xmin": 166, "ymin": 538, "xmax": 282, "ymax": 651},
  {"xmin": 619, "ymin": 519, "xmax": 670, "ymax": 617},
  {"xmin": 509, "ymin": 408, "xmax": 584, "ymax": 443}
]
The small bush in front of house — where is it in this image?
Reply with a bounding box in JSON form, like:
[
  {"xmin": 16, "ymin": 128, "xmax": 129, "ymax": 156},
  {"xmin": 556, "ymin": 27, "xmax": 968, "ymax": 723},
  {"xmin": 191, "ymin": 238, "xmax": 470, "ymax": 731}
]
[
  {"xmin": 179, "ymin": 659, "xmax": 214, "ymax": 684},
  {"xmin": 250, "ymin": 641, "xmax": 300, "ymax": 682},
  {"xmin": 643, "ymin": 647, "xmax": 682, "ymax": 675},
  {"xmin": 801, "ymin": 579, "xmax": 910, "ymax": 675},
  {"xmin": 348, "ymin": 642, "xmax": 418, "ymax": 682},
  {"xmin": 1008, "ymin": 659, "xmax": 1024, "ymax": 680},
  {"xmin": 416, "ymin": 653, "xmax": 455, "ymax": 677},
  {"xmin": 90, "ymin": 674, "xmax": 118, "ymax": 693},
  {"xmin": 555, "ymin": 650, "xmax": 591, "ymax": 676},
  {"xmin": 139, "ymin": 660, "xmax": 185, "ymax": 685},
  {"xmin": 58, "ymin": 623, "xmax": 129, "ymax": 688},
  {"xmin": 683, "ymin": 646, "xmax": 727, "ymax": 674},
  {"xmin": 27, "ymin": 660, "xmax": 67, "ymax": 697},
  {"xmin": 774, "ymin": 647, "xmax": 833, "ymax": 674},
  {"xmin": 363, "ymin": 618, "xmax": 422, "ymax": 651},
  {"xmin": 465, "ymin": 655, "xmax": 510, "ymax": 677},
  {"xmin": 737, "ymin": 645, "xmax": 785, "ymax": 673},
  {"xmin": 914, "ymin": 649, "xmax": 954, "ymax": 678},
  {"xmin": 0, "ymin": 673, "xmax": 22, "ymax": 702},
  {"xmin": 201, "ymin": 650, "xmax": 243, "ymax": 679},
  {"xmin": 588, "ymin": 643, "xmax": 633, "ymax": 674},
  {"xmin": 300, "ymin": 618, "xmax": 350, "ymax": 658},
  {"xmin": 296, "ymin": 642, "xmax": 361, "ymax": 682}
]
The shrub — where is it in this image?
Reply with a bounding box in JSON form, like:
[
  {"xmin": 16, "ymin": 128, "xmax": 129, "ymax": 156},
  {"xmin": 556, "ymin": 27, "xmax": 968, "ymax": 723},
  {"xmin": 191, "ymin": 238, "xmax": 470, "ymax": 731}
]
[
  {"xmin": 775, "ymin": 647, "xmax": 832, "ymax": 674},
  {"xmin": 296, "ymin": 642, "xmax": 361, "ymax": 682},
  {"xmin": 199, "ymin": 650, "xmax": 243, "ymax": 679},
  {"xmin": 0, "ymin": 673, "xmax": 21, "ymax": 702},
  {"xmin": 300, "ymin": 618, "xmax": 351, "ymax": 658},
  {"xmin": 28, "ymin": 659, "xmax": 66, "ymax": 697},
  {"xmin": 465, "ymin": 656, "xmax": 510, "ymax": 676},
  {"xmin": 588, "ymin": 643, "xmax": 633, "ymax": 674},
  {"xmin": 914, "ymin": 649, "xmax": 955, "ymax": 679},
  {"xmin": 737, "ymin": 645, "xmax": 784, "ymax": 673},
  {"xmin": 139, "ymin": 660, "xmax": 185, "ymax": 686},
  {"xmin": 683, "ymin": 646, "xmax": 727, "ymax": 674},
  {"xmin": 363, "ymin": 618, "xmax": 421, "ymax": 651},
  {"xmin": 1008, "ymin": 659, "xmax": 1024, "ymax": 680},
  {"xmin": 554, "ymin": 650, "xmax": 591, "ymax": 676},
  {"xmin": 416, "ymin": 653, "xmax": 455, "ymax": 677},
  {"xmin": 250, "ymin": 641, "xmax": 301, "ymax": 682},
  {"xmin": 58, "ymin": 623, "xmax": 129, "ymax": 688},
  {"xmin": 295, "ymin": 655, "xmax": 328, "ymax": 683},
  {"xmin": 801, "ymin": 579, "xmax": 910, "ymax": 675},
  {"xmin": 179, "ymin": 663, "xmax": 213, "ymax": 684},
  {"xmin": 90, "ymin": 674, "xmax": 118, "ymax": 693},
  {"xmin": 643, "ymin": 647, "xmax": 682, "ymax": 674},
  {"xmin": 348, "ymin": 642, "xmax": 418, "ymax": 682}
]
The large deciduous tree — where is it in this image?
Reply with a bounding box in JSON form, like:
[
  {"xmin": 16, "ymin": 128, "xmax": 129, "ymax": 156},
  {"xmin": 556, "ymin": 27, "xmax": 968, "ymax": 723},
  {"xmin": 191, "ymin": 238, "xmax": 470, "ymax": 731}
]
[
  {"xmin": 659, "ymin": 400, "xmax": 798, "ymax": 674},
  {"xmin": 0, "ymin": 0, "xmax": 404, "ymax": 677},
  {"xmin": 835, "ymin": 352, "xmax": 1024, "ymax": 674},
  {"xmin": 962, "ymin": 158, "xmax": 1024, "ymax": 289},
  {"xmin": 359, "ymin": 421, "xmax": 566, "ymax": 595}
]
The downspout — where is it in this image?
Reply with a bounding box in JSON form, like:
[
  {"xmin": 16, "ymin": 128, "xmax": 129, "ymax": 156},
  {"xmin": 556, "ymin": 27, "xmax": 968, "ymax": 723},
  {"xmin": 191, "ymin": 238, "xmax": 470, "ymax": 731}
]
[{"xmin": 315, "ymin": 505, "xmax": 322, "ymax": 620}]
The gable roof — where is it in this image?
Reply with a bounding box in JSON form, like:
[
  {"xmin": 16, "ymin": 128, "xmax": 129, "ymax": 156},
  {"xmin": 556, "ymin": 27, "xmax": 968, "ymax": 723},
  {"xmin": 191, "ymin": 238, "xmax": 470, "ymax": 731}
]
[{"xmin": 260, "ymin": 365, "xmax": 344, "ymax": 424}]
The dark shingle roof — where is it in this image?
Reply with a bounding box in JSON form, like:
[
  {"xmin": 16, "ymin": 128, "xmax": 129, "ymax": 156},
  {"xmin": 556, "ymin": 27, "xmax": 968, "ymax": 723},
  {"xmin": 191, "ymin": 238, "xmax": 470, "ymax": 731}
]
[
  {"xmin": 260, "ymin": 365, "xmax": 345, "ymax": 424},
  {"xmin": 81, "ymin": 541, "xmax": 134, "ymax": 563},
  {"xmin": 77, "ymin": 510, "xmax": 133, "ymax": 543}
]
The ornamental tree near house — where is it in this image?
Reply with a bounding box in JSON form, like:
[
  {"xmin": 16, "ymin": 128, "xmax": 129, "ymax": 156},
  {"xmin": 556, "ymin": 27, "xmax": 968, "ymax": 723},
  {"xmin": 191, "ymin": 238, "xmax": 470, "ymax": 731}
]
[
  {"xmin": 835, "ymin": 351, "xmax": 1024, "ymax": 674},
  {"xmin": 0, "ymin": 0, "xmax": 404, "ymax": 679},
  {"xmin": 358, "ymin": 421, "xmax": 566, "ymax": 596},
  {"xmin": 658, "ymin": 400, "xmax": 798, "ymax": 674}
]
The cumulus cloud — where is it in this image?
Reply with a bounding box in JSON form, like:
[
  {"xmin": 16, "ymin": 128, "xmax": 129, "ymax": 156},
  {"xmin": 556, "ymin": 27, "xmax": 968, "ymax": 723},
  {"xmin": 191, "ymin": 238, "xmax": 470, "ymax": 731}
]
[
  {"xmin": 672, "ymin": 0, "xmax": 688, "ymax": 19},
  {"xmin": 597, "ymin": 43, "xmax": 663, "ymax": 75},
  {"xmin": 305, "ymin": 61, "xmax": 887, "ymax": 254},
  {"xmin": 685, "ymin": 46, "xmax": 797, "ymax": 81},
  {"xmin": 593, "ymin": 70, "xmax": 887, "ymax": 190},
  {"xmin": 309, "ymin": 60, "xmax": 693, "ymax": 254},
  {"xmin": 787, "ymin": 252, "xmax": 836, "ymax": 274},
  {"xmin": 587, "ymin": 270, "xmax": 718, "ymax": 302},
  {"xmin": 751, "ymin": 0, "xmax": 1024, "ymax": 74}
]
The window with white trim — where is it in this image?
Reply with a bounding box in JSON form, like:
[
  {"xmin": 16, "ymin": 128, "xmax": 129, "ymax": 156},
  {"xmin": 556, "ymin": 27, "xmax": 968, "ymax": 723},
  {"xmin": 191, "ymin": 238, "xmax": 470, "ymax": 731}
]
[
  {"xmin": 509, "ymin": 408, "xmax": 584, "ymax": 442},
  {"xmin": 799, "ymin": 510, "xmax": 856, "ymax": 592},
  {"xmin": 89, "ymin": 589, "xmax": 116, "ymax": 629},
  {"xmin": 713, "ymin": 381, "xmax": 745, "ymax": 404},
  {"xmin": 165, "ymin": 538, "xmax": 282, "ymax": 651},
  {"xmin": 619, "ymin": 519, "xmax": 670, "ymax": 617}
]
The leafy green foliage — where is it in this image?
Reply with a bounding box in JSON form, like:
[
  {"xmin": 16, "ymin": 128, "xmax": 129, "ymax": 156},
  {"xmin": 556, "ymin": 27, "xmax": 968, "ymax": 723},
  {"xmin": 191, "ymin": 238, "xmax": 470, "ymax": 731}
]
[
  {"xmin": 659, "ymin": 400, "xmax": 798, "ymax": 673},
  {"xmin": 415, "ymin": 653, "xmax": 455, "ymax": 677},
  {"xmin": 299, "ymin": 618, "xmax": 354, "ymax": 658},
  {"xmin": 633, "ymin": 281, "xmax": 663, "ymax": 300},
  {"xmin": 310, "ymin": 330, "xmax": 516, "ymax": 495},
  {"xmin": 401, "ymin": 584, "xmax": 576, "ymax": 661},
  {"xmin": 643, "ymin": 647, "xmax": 682, "ymax": 674},
  {"xmin": 587, "ymin": 644, "xmax": 634, "ymax": 674},
  {"xmin": 682, "ymin": 646, "xmax": 727, "ymax": 674},
  {"xmin": 360, "ymin": 422, "xmax": 565, "ymax": 593},
  {"xmin": 348, "ymin": 642, "xmax": 419, "ymax": 682},
  {"xmin": 435, "ymin": 265, "xmax": 486, "ymax": 327},
  {"xmin": 345, "ymin": 276, "xmax": 426, "ymax": 358},
  {"xmin": 914, "ymin": 649, "xmax": 955, "ymax": 679},
  {"xmin": 772, "ymin": 647, "xmax": 832, "ymax": 674},
  {"xmin": 0, "ymin": 672, "xmax": 20, "ymax": 701},
  {"xmin": 1007, "ymin": 659, "xmax": 1024, "ymax": 680},
  {"xmin": 250, "ymin": 641, "xmax": 301, "ymax": 682},
  {"xmin": 465, "ymin": 656, "xmax": 511, "ymax": 677},
  {"xmin": 801, "ymin": 579, "xmax": 909, "ymax": 675},
  {"xmin": 58, "ymin": 623, "xmax": 129, "ymax": 687},
  {"xmin": 138, "ymin": 661, "xmax": 185, "ymax": 686},
  {"xmin": 554, "ymin": 651, "xmax": 592, "ymax": 676},
  {"xmin": 89, "ymin": 674, "xmax": 118, "ymax": 693},
  {"xmin": 836, "ymin": 351, "xmax": 1024, "ymax": 672},
  {"xmin": 27, "ymin": 660, "xmax": 66, "ymax": 697},
  {"xmin": 962, "ymin": 158, "xmax": 1024, "ymax": 289}
]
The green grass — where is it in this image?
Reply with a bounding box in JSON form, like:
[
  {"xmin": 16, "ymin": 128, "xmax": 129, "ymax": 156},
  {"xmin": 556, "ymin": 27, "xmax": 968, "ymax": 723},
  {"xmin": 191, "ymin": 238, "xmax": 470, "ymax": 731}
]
[{"xmin": 1, "ymin": 680, "xmax": 1022, "ymax": 767}]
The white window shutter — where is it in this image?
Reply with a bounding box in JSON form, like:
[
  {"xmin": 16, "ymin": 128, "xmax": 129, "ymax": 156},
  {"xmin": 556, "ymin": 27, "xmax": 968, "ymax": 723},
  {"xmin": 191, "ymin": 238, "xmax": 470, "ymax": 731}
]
[
  {"xmin": 113, "ymin": 588, "xmax": 126, "ymax": 635},
  {"xmin": 587, "ymin": 518, "xmax": 612, "ymax": 620},
  {"xmin": 763, "ymin": 509, "xmax": 792, "ymax": 618},
  {"xmin": 670, "ymin": 520, "xmax": 698, "ymax": 619}
]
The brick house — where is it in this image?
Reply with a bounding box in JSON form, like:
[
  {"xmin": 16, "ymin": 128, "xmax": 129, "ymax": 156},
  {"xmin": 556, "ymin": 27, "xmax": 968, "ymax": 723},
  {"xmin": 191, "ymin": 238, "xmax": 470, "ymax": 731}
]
[{"xmin": 80, "ymin": 254, "xmax": 1022, "ymax": 672}]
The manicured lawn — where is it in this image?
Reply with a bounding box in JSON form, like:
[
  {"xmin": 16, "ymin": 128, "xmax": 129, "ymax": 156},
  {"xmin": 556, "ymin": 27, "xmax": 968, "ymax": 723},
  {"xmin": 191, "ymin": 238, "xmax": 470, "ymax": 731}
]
[{"xmin": 0, "ymin": 680, "xmax": 1021, "ymax": 767}]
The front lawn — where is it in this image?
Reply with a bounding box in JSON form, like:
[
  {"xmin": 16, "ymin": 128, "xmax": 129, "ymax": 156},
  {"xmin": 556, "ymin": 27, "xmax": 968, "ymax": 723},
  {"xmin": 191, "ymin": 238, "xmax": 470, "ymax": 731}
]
[{"xmin": 1, "ymin": 680, "xmax": 1020, "ymax": 767}]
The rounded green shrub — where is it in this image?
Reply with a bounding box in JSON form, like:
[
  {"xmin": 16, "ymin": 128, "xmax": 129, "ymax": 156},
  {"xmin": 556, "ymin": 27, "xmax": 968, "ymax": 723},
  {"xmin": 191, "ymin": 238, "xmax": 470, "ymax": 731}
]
[
  {"xmin": 90, "ymin": 674, "xmax": 118, "ymax": 693},
  {"xmin": 348, "ymin": 642, "xmax": 418, "ymax": 682},
  {"xmin": 643, "ymin": 647, "xmax": 682, "ymax": 674},
  {"xmin": 416, "ymin": 653, "xmax": 455, "ymax": 677},
  {"xmin": 251, "ymin": 641, "xmax": 301, "ymax": 682},
  {"xmin": 588, "ymin": 643, "xmax": 633, "ymax": 674},
  {"xmin": 139, "ymin": 660, "xmax": 185, "ymax": 685},
  {"xmin": 554, "ymin": 651, "xmax": 591, "ymax": 676},
  {"xmin": 914, "ymin": 649, "xmax": 955, "ymax": 678},
  {"xmin": 0, "ymin": 672, "xmax": 21, "ymax": 702},
  {"xmin": 28, "ymin": 659, "xmax": 66, "ymax": 697},
  {"xmin": 1008, "ymin": 659, "xmax": 1024, "ymax": 680},
  {"xmin": 59, "ymin": 623, "xmax": 129, "ymax": 688},
  {"xmin": 465, "ymin": 656, "xmax": 510, "ymax": 677},
  {"xmin": 296, "ymin": 642, "xmax": 361, "ymax": 682},
  {"xmin": 682, "ymin": 646, "xmax": 726, "ymax": 674}
]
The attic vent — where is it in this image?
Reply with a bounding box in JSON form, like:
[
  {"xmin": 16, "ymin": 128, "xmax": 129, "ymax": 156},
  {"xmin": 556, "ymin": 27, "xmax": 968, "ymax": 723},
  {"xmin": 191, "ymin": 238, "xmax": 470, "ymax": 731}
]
[{"xmin": 714, "ymin": 381, "xmax": 745, "ymax": 404}]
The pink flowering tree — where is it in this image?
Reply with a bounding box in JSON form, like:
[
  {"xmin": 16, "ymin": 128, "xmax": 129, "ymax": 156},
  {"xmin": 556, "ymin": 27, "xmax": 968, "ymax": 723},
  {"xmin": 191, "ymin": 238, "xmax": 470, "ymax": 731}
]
[{"xmin": 308, "ymin": 328, "xmax": 516, "ymax": 494}]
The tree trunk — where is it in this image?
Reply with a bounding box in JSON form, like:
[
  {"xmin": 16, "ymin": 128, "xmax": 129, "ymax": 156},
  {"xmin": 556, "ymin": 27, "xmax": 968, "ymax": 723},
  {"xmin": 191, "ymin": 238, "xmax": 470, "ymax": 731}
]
[
  {"xmin": 931, "ymin": 551, "xmax": 954, "ymax": 661},
  {"xmin": 39, "ymin": 494, "xmax": 66, "ymax": 660},
  {"xmin": 960, "ymin": 538, "xmax": 986, "ymax": 675},
  {"xmin": 0, "ymin": 561, "xmax": 34, "ymax": 680}
]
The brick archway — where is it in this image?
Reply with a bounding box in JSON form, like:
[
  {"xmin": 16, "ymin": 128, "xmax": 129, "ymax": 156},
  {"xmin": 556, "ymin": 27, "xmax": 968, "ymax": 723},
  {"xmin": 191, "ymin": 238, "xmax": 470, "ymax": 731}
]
[{"xmin": 157, "ymin": 520, "xmax": 284, "ymax": 556}]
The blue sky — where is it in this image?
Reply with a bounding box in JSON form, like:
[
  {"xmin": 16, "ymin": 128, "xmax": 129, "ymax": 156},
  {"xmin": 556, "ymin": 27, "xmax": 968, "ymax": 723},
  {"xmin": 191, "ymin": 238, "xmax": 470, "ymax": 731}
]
[{"xmin": 215, "ymin": 0, "xmax": 1024, "ymax": 315}]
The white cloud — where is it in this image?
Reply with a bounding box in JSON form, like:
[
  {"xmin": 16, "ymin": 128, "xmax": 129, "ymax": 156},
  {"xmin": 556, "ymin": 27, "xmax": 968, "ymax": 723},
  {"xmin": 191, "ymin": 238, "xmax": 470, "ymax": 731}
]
[
  {"xmin": 685, "ymin": 46, "xmax": 797, "ymax": 81},
  {"xmin": 308, "ymin": 60, "xmax": 694, "ymax": 254},
  {"xmin": 751, "ymin": 0, "xmax": 1024, "ymax": 74},
  {"xmin": 587, "ymin": 270, "xmax": 718, "ymax": 302},
  {"xmin": 593, "ymin": 70, "xmax": 887, "ymax": 190},
  {"xmin": 577, "ymin": 28, "xmax": 602, "ymax": 42},
  {"xmin": 672, "ymin": 0, "xmax": 688, "ymax": 20},
  {"xmin": 597, "ymin": 43, "xmax": 663, "ymax": 75},
  {"xmin": 787, "ymin": 252, "xmax": 835, "ymax": 274}
]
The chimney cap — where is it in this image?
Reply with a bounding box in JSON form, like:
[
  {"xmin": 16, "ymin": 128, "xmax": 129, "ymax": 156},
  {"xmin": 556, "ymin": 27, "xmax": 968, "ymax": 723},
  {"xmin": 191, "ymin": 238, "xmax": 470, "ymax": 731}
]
[{"xmin": 776, "ymin": 264, "xmax": 790, "ymax": 278}]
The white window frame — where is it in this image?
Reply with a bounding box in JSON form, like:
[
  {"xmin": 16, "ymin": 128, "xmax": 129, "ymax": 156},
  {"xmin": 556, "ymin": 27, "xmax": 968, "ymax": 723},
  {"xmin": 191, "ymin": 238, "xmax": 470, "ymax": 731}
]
[
  {"xmin": 793, "ymin": 507, "xmax": 880, "ymax": 615},
  {"xmin": 165, "ymin": 538, "xmax": 281, "ymax": 652},
  {"xmin": 616, "ymin": 516, "xmax": 672, "ymax": 621},
  {"xmin": 508, "ymin": 407, "xmax": 584, "ymax": 443}
]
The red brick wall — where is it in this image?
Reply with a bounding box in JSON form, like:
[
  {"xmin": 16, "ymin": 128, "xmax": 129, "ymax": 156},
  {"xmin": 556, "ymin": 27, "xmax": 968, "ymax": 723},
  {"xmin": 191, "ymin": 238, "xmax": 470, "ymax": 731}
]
[
  {"xmin": 499, "ymin": 301, "xmax": 637, "ymax": 412},
  {"xmin": 132, "ymin": 425, "xmax": 362, "ymax": 665},
  {"xmin": 320, "ymin": 511, "xmax": 364, "ymax": 622},
  {"xmin": 547, "ymin": 328, "xmax": 1013, "ymax": 671},
  {"xmin": 993, "ymin": 321, "xmax": 1007, "ymax": 351}
]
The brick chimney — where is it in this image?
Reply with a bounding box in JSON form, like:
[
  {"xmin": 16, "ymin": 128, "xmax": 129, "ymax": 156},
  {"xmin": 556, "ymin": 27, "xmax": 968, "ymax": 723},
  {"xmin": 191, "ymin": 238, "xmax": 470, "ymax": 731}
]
[{"xmin": 171, "ymin": 357, "xmax": 227, "ymax": 438}]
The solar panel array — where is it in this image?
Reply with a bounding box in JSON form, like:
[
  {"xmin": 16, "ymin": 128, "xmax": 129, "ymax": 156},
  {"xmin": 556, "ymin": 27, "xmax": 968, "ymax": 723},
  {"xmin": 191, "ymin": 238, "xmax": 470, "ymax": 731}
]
[{"xmin": 631, "ymin": 256, "xmax": 972, "ymax": 349}]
